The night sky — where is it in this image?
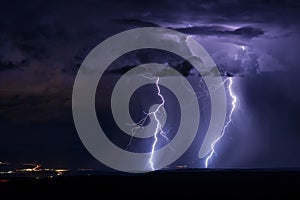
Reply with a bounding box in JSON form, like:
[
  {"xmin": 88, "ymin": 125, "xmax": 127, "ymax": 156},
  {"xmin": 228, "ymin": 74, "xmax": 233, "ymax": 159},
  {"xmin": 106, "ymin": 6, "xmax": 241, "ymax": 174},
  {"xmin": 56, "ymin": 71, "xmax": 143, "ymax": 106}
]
[{"xmin": 1, "ymin": 0, "xmax": 300, "ymax": 170}]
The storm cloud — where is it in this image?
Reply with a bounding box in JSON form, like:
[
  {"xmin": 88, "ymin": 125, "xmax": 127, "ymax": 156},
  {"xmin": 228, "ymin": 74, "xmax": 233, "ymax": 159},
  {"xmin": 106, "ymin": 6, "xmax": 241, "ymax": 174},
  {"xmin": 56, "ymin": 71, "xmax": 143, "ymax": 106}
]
[{"xmin": 0, "ymin": 0, "xmax": 300, "ymax": 169}]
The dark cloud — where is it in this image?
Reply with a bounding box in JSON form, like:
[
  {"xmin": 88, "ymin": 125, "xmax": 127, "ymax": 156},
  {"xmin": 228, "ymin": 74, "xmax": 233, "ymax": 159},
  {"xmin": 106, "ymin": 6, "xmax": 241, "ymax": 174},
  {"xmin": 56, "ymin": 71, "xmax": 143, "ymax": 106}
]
[
  {"xmin": 108, "ymin": 61, "xmax": 194, "ymax": 77},
  {"xmin": 174, "ymin": 26, "xmax": 264, "ymax": 38},
  {"xmin": 175, "ymin": 26, "xmax": 228, "ymax": 36},
  {"xmin": 0, "ymin": 0, "xmax": 296, "ymax": 77},
  {"xmin": 231, "ymin": 26, "xmax": 264, "ymax": 38},
  {"xmin": 112, "ymin": 19, "xmax": 160, "ymax": 27},
  {"xmin": 102, "ymin": 0, "xmax": 300, "ymax": 27},
  {"xmin": 107, "ymin": 65, "xmax": 136, "ymax": 75},
  {"xmin": 0, "ymin": 60, "xmax": 20, "ymax": 71}
]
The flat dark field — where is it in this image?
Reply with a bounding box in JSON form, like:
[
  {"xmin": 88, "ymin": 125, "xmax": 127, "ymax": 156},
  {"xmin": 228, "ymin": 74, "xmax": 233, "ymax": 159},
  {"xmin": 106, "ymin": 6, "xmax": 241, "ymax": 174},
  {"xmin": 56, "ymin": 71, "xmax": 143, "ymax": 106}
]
[{"xmin": 1, "ymin": 169, "xmax": 300, "ymax": 198}]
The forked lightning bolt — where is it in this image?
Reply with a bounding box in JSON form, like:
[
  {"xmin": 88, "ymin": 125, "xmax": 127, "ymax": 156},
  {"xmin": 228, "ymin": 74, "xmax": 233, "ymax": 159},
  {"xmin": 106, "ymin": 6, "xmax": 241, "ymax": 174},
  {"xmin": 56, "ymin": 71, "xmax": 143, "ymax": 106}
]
[
  {"xmin": 126, "ymin": 76, "xmax": 168, "ymax": 171},
  {"xmin": 205, "ymin": 77, "xmax": 237, "ymax": 168},
  {"xmin": 148, "ymin": 77, "xmax": 166, "ymax": 170}
]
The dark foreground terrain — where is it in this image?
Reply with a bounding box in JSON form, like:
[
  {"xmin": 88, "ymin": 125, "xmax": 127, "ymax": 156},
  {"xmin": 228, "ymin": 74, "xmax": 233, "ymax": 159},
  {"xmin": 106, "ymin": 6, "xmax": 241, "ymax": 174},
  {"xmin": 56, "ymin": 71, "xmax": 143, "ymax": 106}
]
[{"xmin": 1, "ymin": 169, "xmax": 300, "ymax": 198}]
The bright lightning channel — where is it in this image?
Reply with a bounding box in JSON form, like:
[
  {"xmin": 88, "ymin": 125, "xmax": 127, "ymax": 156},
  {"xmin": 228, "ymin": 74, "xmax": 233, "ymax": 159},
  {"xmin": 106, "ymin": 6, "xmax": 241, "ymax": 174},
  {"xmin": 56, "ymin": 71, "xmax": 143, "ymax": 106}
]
[
  {"xmin": 126, "ymin": 76, "xmax": 167, "ymax": 171},
  {"xmin": 148, "ymin": 77, "xmax": 166, "ymax": 171},
  {"xmin": 205, "ymin": 77, "xmax": 237, "ymax": 168}
]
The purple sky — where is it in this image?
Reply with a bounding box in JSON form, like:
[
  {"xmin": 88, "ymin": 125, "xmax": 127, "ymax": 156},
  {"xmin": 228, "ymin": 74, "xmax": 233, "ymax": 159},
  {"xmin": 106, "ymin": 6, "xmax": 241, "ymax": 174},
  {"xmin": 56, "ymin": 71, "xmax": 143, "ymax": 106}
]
[{"xmin": 1, "ymin": 0, "xmax": 300, "ymax": 170}]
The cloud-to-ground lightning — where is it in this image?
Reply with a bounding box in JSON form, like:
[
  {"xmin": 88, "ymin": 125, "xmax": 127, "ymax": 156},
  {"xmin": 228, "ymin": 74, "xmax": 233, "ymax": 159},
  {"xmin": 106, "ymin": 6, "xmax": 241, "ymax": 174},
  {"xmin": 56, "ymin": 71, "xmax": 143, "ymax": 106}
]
[
  {"xmin": 148, "ymin": 77, "xmax": 166, "ymax": 170},
  {"xmin": 126, "ymin": 75, "xmax": 168, "ymax": 171},
  {"xmin": 205, "ymin": 77, "xmax": 237, "ymax": 168}
]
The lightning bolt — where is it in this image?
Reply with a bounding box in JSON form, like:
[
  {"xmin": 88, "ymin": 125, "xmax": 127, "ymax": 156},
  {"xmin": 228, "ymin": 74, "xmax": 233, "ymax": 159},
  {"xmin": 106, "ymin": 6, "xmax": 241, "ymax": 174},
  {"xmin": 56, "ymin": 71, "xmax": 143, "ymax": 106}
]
[
  {"xmin": 148, "ymin": 77, "xmax": 166, "ymax": 171},
  {"xmin": 126, "ymin": 75, "xmax": 168, "ymax": 171},
  {"xmin": 205, "ymin": 77, "xmax": 237, "ymax": 168}
]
